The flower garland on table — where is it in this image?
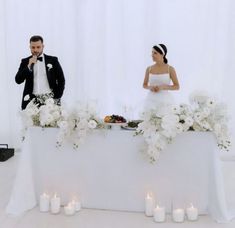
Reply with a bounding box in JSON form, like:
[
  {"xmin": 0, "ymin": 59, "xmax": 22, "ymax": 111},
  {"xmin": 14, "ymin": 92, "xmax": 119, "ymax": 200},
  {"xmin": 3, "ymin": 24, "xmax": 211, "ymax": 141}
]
[
  {"xmin": 189, "ymin": 92, "xmax": 231, "ymax": 150},
  {"xmin": 136, "ymin": 105, "xmax": 182, "ymax": 163},
  {"xmin": 56, "ymin": 103, "xmax": 104, "ymax": 148},
  {"xmin": 21, "ymin": 98, "xmax": 104, "ymax": 148},
  {"xmin": 136, "ymin": 92, "xmax": 231, "ymax": 163},
  {"xmin": 21, "ymin": 92, "xmax": 231, "ymax": 163}
]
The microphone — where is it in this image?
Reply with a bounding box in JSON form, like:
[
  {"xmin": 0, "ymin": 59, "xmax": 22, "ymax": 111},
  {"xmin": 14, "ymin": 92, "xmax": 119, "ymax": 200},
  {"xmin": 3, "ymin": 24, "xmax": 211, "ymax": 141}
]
[
  {"xmin": 30, "ymin": 63, "xmax": 34, "ymax": 71},
  {"xmin": 29, "ymin": 55, "xmax": 37, "ymax": 71}
]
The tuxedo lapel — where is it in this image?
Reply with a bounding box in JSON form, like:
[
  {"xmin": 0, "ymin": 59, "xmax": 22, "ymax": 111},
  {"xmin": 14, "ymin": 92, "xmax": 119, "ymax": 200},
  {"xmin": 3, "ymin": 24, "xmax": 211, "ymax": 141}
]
[
  {"xmin": 44, "ymin": 54, "xmax": 50, "ymax": 76},
  {"xmin": 26, "ymin": 56, "xmax": 34, "ymax": 94},
  {"xmin": 44, "ymin": 54, "xmax": 54, "ymax": 90},
  {"xmin": 44, "ymin": 54, "xmax": 52, "ymax": 83}
]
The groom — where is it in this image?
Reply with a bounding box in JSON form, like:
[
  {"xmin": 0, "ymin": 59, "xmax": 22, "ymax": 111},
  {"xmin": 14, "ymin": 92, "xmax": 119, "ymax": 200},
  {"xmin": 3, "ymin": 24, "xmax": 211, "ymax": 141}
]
[{"xmin": 15, "ymin": 35, "xmax": 65, "ymax": 109}]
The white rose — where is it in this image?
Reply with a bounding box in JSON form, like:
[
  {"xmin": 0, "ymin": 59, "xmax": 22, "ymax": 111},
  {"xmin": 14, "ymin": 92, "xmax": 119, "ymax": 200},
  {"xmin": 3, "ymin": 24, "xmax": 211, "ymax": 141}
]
[
  {"xmin": 52, "ymin": 111, "xmax": 60, "ymax": 120},
  {"xmin": 199, "ymin": 121, "xmax": 211, "ymax": 131},
  {"xmin": 185, "ymin": 116, "xmax": 194, "ymax": 126},
  {"xmin": 88, "ymin": 119, "xmax": 97, "ymax": 129},
  {"xmin": 24, "ymin": 94, "xmax": 30, "ymax": 101},
  {"xmin": 170, "ymin": 105, "xmax": 180, "ymax": 114},
  {"xmin": 45, "ymin": 103, "xmax": 55, "ymax": 112},
  {"xmin": 40, "ymin": 113, "xmax": 53, "ymax": 125},
  {"xmin": 162, "ymin": 114, "xmax": 179, "ymax": 124},
  {"xmin": 194, "ymin": 112, "xmax": 203, "ymax": 122},
  {"xmin": 47, "ymin": 63, "xmax": 53, "ymax": 70},
  {"xmin": 175, "ymin": 123, "xmax": 184, "ymax": 133},
  {"xmin": 45, "ymin": 98, "xmax": 55, "ymax": 105}
]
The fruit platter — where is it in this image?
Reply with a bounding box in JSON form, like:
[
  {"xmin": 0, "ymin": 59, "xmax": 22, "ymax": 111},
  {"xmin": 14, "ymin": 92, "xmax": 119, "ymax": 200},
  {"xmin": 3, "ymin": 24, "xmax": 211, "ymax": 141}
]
[
  {"xmin": 104, "ymin": 115, "xmax": 127, "ymax": 123},
  {"xmin": 104, "ymin": 115, "xmax": 127, "ymax": 130}
]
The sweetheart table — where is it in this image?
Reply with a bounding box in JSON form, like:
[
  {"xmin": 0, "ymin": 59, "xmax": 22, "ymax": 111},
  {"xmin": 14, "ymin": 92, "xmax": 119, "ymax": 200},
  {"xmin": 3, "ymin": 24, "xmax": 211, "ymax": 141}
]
[{"xmin": 6, "ymin": 127, "xmax": 232, "ymax": 222}]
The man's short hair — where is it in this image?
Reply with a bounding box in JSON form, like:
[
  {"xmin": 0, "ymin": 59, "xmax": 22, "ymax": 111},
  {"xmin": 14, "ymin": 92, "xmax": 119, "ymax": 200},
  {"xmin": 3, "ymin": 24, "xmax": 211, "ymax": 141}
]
[{"xmin": 30, "ymin": 35, "xmax": 43, "ymax": 43}]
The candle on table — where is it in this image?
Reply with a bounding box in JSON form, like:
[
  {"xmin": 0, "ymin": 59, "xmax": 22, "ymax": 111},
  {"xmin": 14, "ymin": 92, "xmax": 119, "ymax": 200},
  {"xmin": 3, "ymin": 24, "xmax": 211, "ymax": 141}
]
[
  {"xmin": 64, "ymin": 202, "xmax": 75, "ymax": 216},
  {"xmin": 39, "ymin": 193, "xmax": 50, "ymax": 212},
  {"xmin": 50, "ymin": 193, "xmax": 61, "ymax": 214},
  {"xmin": 153, "ymin": 205, "xmax": 165, "ymax": 222},
  {"xmin": 145, "ymin": 192, "xmax": 154, "ymax": 216},
  {"xmin": 71, "ymin": 200, "xmax": 81, "ymax": 212},
  {"xmin": 186, "ymin": 203, "xmax": 198, "ymax": 221},
  {"xmin": 172, "ymin": 208, "xmax": 185, "ymax": 222}
]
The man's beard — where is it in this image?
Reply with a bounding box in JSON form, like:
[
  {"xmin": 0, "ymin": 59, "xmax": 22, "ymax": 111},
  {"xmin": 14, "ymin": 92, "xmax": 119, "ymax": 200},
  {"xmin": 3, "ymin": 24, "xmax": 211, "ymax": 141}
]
[{"xmin": 32, "ymin": 51, "xmax": 43, "ymax": 57}]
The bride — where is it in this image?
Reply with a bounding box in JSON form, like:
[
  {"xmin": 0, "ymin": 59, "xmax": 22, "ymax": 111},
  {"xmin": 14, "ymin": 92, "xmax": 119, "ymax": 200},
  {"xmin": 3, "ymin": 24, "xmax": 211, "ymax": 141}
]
[{"xmin": 143, "ymin": 44, "xmax": 180, "ymax": 111}]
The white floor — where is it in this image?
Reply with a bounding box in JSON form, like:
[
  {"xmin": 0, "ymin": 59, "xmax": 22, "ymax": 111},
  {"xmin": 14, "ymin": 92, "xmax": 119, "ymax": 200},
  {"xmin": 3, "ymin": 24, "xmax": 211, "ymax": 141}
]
[{"xmin": 1, "ymin": 153, "xmax": 235, "ymax": 228}]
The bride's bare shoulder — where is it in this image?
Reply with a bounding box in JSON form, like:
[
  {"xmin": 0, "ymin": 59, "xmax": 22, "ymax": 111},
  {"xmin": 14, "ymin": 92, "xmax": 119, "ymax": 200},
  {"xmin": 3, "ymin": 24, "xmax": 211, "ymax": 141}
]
[{"xmin": 146, "ymin": 64, "xmax": 155, "ymax": 73}]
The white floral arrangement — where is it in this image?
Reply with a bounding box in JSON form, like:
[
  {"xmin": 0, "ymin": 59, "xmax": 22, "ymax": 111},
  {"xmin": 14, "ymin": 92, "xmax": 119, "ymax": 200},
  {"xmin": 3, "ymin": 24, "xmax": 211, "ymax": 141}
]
[
  {"xmin": 189, "ymin": 91, "xmax": 231, "ymax": 151},
  {"xmin": 137, "ymin": 92, "xmax": 231, "ymax": 163},
  {"xmin": 56, "ymin": 103, "xmax": 103, "ymax": 148},
  {"xmin": 21, "ymin": 98, "xmax": 103, "ymax": 148},
  {"xmin": 21, "ymin": 92, "xmax": 231, "ymax": 163}
]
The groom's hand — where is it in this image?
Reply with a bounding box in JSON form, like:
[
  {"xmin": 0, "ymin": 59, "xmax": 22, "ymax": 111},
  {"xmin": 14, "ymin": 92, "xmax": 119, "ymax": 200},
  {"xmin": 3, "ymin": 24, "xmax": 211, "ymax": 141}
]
[{"xmin": 28, "ymin": 55, "xmax": 37, "ymax": 70}]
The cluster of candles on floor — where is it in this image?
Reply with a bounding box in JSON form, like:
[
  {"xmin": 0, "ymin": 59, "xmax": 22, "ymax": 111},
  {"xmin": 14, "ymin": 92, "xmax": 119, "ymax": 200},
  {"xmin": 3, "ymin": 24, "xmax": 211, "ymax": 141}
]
[
  {"xmin": 40, "ymin": 193, "xmax": 81, "ymax": 215},
  {"xmin": 145, "ymin": 193, "xmax": 198, "ymax": 222}
]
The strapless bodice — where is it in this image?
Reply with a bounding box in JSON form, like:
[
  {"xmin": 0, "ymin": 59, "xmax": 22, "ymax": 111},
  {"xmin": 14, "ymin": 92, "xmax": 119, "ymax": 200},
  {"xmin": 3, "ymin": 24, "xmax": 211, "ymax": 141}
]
[{"xmin": 148, "ymin": 73, "xmax": 171, "ymax": 86}]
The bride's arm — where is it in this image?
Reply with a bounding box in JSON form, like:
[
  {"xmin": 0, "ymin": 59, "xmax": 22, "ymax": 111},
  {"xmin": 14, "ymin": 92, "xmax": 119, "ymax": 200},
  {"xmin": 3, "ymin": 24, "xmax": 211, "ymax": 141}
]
[
  {"xmin": 143, "ymin": 67, "xmax": 157, "ymax": 91},
  {"xmin": 158, "ymin": 66, "xmax": 180, "ymax": 91}
]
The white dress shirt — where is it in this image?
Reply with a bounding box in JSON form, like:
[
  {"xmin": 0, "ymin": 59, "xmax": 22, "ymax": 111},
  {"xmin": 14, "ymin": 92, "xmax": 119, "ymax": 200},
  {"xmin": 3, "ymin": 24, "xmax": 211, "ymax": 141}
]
[{"xmin": 32, "ymin": 54, "xmax": 51, "ymax": 95}]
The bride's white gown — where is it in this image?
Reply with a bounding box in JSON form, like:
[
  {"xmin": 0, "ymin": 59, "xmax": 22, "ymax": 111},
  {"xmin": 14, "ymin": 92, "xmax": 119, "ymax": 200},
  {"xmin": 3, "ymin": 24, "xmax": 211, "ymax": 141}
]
[{"xmin": 144, "ymin": 72, "xmax": 174, "ymax": 110}]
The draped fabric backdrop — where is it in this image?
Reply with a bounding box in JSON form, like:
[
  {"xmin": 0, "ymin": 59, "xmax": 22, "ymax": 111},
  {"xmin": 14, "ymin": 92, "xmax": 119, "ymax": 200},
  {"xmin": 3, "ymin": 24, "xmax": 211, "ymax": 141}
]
[{"xmin": 0, "ymin": 0, "xmax": 235, "ymax": 151}]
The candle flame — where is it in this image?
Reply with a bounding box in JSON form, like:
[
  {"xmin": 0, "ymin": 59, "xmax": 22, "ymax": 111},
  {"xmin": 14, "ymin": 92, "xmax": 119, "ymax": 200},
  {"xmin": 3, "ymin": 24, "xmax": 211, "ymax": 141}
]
[{"xmin": 146, "ymin": 192, "xmax": 153, "ymax": 198}]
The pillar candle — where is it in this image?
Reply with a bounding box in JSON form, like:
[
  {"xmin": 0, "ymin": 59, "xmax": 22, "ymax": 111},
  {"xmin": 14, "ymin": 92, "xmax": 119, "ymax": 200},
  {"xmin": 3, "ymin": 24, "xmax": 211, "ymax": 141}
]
[
  {"xmin": 172, "ymin": 208, "xmax": 185, "ymax": 222},
  {"xmin": 186, "ymin": 204, "xmax": 198, "ymax": 221},
  {"xmin": 64, "ymin": 202, "xmax": 75, "ymax": 216},
  {"xmin": 39, "ymin": 193, "xmax": 50, "ymax": 212},
  {"xmin": 50, "ymin": 193, "xmax": 61, "ymax": 214},
  {"xmin": 153, "ymin": 205, "xmax": 165, "ymax": 222},
  {"xmin": 72, "ymin": 200, "xmax": 81, "ymax": 212},
  {"xmin": 145, "ymin": 193, "xmax": 154, "ymax": 216}
]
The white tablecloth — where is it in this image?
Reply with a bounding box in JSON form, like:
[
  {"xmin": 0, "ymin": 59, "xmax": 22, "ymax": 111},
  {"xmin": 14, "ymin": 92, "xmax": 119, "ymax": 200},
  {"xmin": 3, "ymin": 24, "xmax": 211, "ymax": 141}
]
[{"xmin": 6, "ymin": 127, "xmax": 232, "ymax": 222}]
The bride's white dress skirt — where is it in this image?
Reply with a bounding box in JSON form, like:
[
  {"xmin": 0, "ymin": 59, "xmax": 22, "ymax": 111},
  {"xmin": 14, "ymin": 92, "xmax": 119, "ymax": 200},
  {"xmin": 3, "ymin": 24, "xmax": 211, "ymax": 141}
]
[{"xmin": 144, "ymin": 90, "xmax": 175, "ymax": 111}]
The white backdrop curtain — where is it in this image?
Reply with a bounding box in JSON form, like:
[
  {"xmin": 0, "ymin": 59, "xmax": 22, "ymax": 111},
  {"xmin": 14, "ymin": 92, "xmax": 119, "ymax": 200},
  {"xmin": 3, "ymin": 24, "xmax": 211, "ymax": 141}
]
[{"xmin": 0, "ymin": 0, "xmax": 235, "ymax": 149}]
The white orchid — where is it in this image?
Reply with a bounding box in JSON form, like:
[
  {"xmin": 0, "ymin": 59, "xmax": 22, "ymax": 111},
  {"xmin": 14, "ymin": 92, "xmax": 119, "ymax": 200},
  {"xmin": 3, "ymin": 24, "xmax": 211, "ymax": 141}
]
[{"xmin": 137, "ymin": 92, "xmax": 231, "ymax": 163}]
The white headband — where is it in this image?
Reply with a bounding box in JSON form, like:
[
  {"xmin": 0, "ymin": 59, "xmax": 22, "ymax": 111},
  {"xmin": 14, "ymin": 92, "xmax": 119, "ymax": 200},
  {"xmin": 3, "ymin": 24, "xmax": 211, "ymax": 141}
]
[{"xmin": 155, "ymin": 44, "xmax": 165, "ymax": 56}]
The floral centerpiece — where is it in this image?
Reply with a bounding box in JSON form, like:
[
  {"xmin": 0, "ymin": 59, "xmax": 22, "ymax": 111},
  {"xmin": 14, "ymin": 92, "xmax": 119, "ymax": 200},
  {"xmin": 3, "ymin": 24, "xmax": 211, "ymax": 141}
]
[
  {"xmin": 136, "ymin": 92, "xmax": 231, "ymax": 163},
  {"xmin": 56, "ymin": 102, "xmax": 103, "ymax": 148},
  {"xmin": 21, "ymin": 98, "xmax": 104, "ymax": 148}
]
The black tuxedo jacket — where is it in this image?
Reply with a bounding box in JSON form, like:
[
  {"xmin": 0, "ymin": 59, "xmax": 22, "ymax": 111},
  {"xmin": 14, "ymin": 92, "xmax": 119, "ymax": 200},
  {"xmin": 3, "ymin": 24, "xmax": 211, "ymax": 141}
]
[{"xmin": 15, "ymin": 54, "xmax": 65, "ymax": 109}]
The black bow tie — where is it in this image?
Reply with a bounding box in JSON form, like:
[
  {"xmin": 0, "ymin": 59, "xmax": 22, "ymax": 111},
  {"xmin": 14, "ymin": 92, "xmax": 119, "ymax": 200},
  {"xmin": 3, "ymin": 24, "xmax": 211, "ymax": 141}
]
[{"xmin": 37, "ymin": 57, "xmax": 43, "ymax": 62}]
